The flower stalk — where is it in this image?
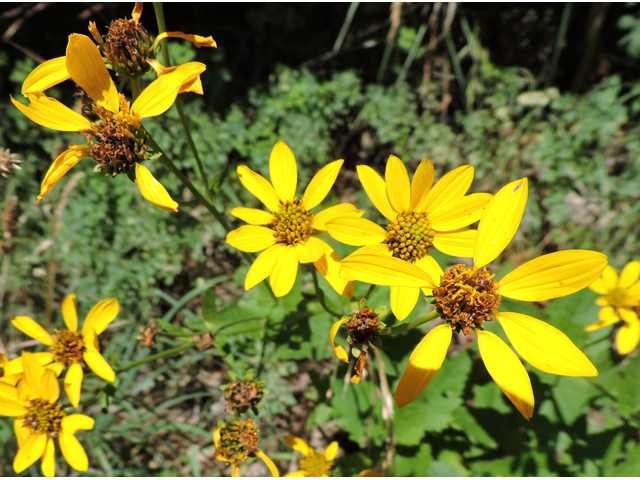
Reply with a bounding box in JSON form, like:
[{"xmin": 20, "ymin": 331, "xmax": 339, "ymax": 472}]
[{"xmin": 379, "ymin": 309, "xmax": 441, "ymax": 335}]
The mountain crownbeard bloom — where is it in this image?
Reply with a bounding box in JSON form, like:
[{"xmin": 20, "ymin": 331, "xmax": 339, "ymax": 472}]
[
  {"xmin": 586, "ymin": 261, "xmax": 640, "ymax": 354},
  {"xmin": 338, "ymin": 178, "xmax": 608, "ymax": 419},
  {"xmin": 226, "ymin": 140, "xmax": 362, "ymax": 297},
  {"xmin": 11, "ymin": 294, "xmax": 119, "ymax": 407},
  {"xmin": 11, "ymin": 33, "xmax": 207, "ymax": 211},
  {"xmin": 0, "ymin": 352, "xmax": 94, "ymax": 477},
  {"xmin": 324, "ymin": 156, "xmax": 491, "ymax": 320},
  {"xmin": 283, "ymin": 435, "xmax": 338, "ymax": 477}
]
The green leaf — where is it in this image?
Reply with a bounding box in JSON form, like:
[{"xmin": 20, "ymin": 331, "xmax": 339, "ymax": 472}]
[
  {"xmin": 201, "ymin": 286, "xmax": 218, "ymax": 331},
  {"xmin": 393, "ymin": 443, "xmax": 432, "ymax": 476},
  {"xmin": 156, "ymin": 318, "xmax": 193, "ymax": 336}
]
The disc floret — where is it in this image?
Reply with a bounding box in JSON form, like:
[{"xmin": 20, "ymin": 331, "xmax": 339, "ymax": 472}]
[
  {"xmin": 385, "ymin": 210, "xmax": 435, "ymax": 262},
  {"xmin": 221, "ymin": 369, "xmax": 267, "ymax": 415},
  {"xmin": 299, "ymin": 451, "xmax": 332, "ymax": 477},
  {"xmin": 21, "ymin": 399, "xmax": 65, "ymax": 437},
  {"xmin": 214, "ymin": 419, "xmax": 260, "ymax": 462},
  {"xmin": 50, "ymin": 329, "xmax": 85, "ymax": 366},
  {"xmin": 268, "ymin": 199, "xmax": 314, "ymax": 245}
]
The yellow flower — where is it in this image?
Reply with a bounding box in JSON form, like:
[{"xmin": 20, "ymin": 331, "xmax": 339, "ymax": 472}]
[
  {"xmin": 339, "ymin": 178, "xmax": 607, "ymax": 419},
  {"xmin": 11, "ymin": 33, "xmax": 206, "ymax": 211},
  {"xmin": 0, "ymin": 352, "xmax": 94, "ymax": 477},
  {"xmin": 586, "ymin": 261, "xmax": 640, "ymax": 354},
  {"xmin": 11, "ymin": 293, "xmax": 119, "ymax": 408},
  {"xmin": 213, "ymin": 420, "xmax": 279, "ymax": 477},
  {"xmin": 0, "ymin": 353, "xmax": 64, "ymax": 387},
  {"xmin": 226, "ymin": 140, "xmax": 362, "ymax": 297},
  {"xmin": 283, "ymin": 435, "xmax": 338, "ymax": 477},
  {"xmin": 325, "ymin": 156, "xmax": 492, "ymax": 320}
]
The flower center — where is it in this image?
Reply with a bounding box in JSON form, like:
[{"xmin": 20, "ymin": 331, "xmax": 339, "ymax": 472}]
[
  {"xmin": 215, "ymin": 419, "xmax": 260, "ymax": 462},
  {"xmin": 21, "ymin": 399, "xmax": 65, "ymax": 437},
  {"xmin": 224, "ymin": 380, "xmax": 264, "ymax": 415},
  {"xmin": 435, "ymin": 264, "xmax": 502, "ymax": 335},
  {"xmin": 50, "ymin": 329, "xmax": 85, "ymax": 366},
  {"xmin": 299, "ymin": 451, "xmax": 332, "ymax": 477},
  {"xmin": 607, "ymin": 288, "xmax": 628, "ymax": 309},
  {"xmin": 347, "ymin": 307, "xmax": 380, "ymax": 345},
  {"xmin": 268, "ymin": 199, "xmax": 314, "ymax": 245},
  {"xmin": 385, "ymin": 211, "xmax": 434, "ymax": 262}
]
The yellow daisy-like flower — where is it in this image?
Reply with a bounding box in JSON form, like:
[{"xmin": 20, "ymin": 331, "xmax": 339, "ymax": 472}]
[
  {"xmin": 283, "ymin": 435, "xmax": 338, "ymax": 477},
  {"xmin": 226, "ymin": 140, "xmax": 362, "ymax": 297},
  {"xmin": 213, "ymin": 419, "xmax": 279, "ymax": 477},
  {"xmin": 325, "ymin": 156, "xmax": 492, "ymax": 320},
  {"xmin": 339, "ymin": 178, "xmax": 607, "ymax": 419},
  {"xmin": 11, "ymin": 293, "xmax": 119, "ymax": 408},
  {"xmin": 11, "ymin": 33, "xmax": 206, "ymax": 211},
  {"xmin": 0, "ymin": 352, "xmax": 94, "ymax": 477},
  {"xmin": 586, "ymin": 261, "xmax": 640, "ymax": 354}
]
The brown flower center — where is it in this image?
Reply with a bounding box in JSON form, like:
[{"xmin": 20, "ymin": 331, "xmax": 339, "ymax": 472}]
[
  {"xmin": 299, "ymin": 451, "xmax": 332, "ymax": 477},
  {"xmin": 435, "ymin": 264, "xmax": 501, "ymax": 335},
  {"xmin": 50, "ymin": 329, "xmax": 85, "ymax": 366},
  {"xmin": 224, "ymin": 380, "xmax": 264, "ymax": 414},
  {"xmin": 347, "ymin": 307, "xmax": 380, "ymax": 345},
  {"xmin": 215, "ymin": 419, "xmax": 260, "ymax": 462},
  {"xmin": 268, "ymin": 199, "xmax": 314, "ymax": 245},
  {"xmin": 386, "ymin": 211, "xmax": 434, "ymax": 263},
  {"xmin": 21, "ymin": 399, "xmax": 65, "ymax": 437}
]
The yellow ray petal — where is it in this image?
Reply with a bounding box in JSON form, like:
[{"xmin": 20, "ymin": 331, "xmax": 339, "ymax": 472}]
[
  {"xmin": 601, "ymin": 265, "xmax": 619, "ymax": 291},
  {"xmin": 237, "ymin": 165, "xmax": 280, "ymax": 212},
  {"xmin": 330, "ymin": 318, "xmax": 349, "ymax": 363},
  {"xmin": 0, "ymin": 382, "xmax": 20, "ymax": 401},
  {"xmin": 22, "ymin": 56, "xmax": 70, "ymax": 95},
  {"xmin": 390, "ymin": 286, "xmax": 421, "ymax": 321},
  {"xmin": 618, "ymin": 260, "xmax": 640, "ymax": 289},
  {"xmin": 154, "ymin": 31, "xmax": 217, "ymax": 48},
  {"xmin": 230, "ymin": 207, "xmax": 273, "ymax": 225},
  {"xmin": 61, "ymin": 294, "xmax": 77, "ymax": 332},
  {"xmin": 0, "ymin": 397, "xmax": 28, "ymax": 416},
  {"xmin": 324, "ymin": 441, "xmax": 339, "ymax": 461},
  {"xmin": 245, "ymin": 244, "xmax": 285, "ymax": 290},
  {"xmin": 135, "ymin": 163, "xmax": 179, "ymax": 212},
  {"xmin": 395, "ymin": 324, "xmax": 451, "ymax": 408},
  {"xmin": 585, "ymin": 306, "xmax": 620, "ymax": 332},
  {"xmin": 38, "ymin": 145, "xmax": 90, "ymax": 202},
  {"xmin": 314, "ymin": 244, "xmax": 353, "ymax": 297},
  {"xmin": 2, "ymin": 352, "xmax": 54, "ymax": 378},
  {"xmin": 410, "ymin": 159, "xmax": 435, "ymax": 211},
  {"xmin": 132, "ymin": 62, "xmax": 206, "ymax": 118},
  {"xmin": 270, "ymin": 245, "xmax": 299, "ymax": 297},
  {"xmin": 499, "ymin": 250, "xmax": 608, "ymax": 301},
  {"xmin": 255, "ymin": 448, "xmax": 280, "ymax": 477},
  {"xmin": 424, "ymin": 165, "xmax": 474, "ymax": 214},
  {"xmin": 352, "ymin": 244, "xmax": 393, "ymax": 256},
  {"xmin": 302, "ymin": 160, "xmax": 344, "ymax": 210},
  {"xmin": 284, "ymin": 471, "xmax": 305, "ymax": 477},
  {"xmin": 11, "ymin": 93, "xmax": 91, "ymax": 132},
  {"xmin": 295, "ymin": 236, "xmax": 326, "ymax": 264},
  {"xmin": 269, "ymin": 140, "xmax": 297, "ymax": 202},
  {"xmin": 339, "ymin": 254, "xmax": 435, "ymax": 288},
  {"xmin": 588, "ymin": 276, "xmax": 610, "ymax": 295},
  {"xmin": 42, "ymin": 370, "xmax": 60, "ymax": 403},
  {"xmin": 415, "ymin": 255, "xmax": 444, "ymax": 296},
  {"xmin": 476, "ymin": 330, "xmax": 534, "ymax": 420},
  {"xmin": 283, "ymin": 435, "xmax": 312, "ymax": 457},
  {"xmin": 473, "ymin": 178, "xmax": 528, "ymax": 268},
  {"xmin": 429, "ymin": 193, "xmax": 492, "ymax": 231},
  {"xmin": 385, "ymin": 155, "xmax": 410, "ymax": 213},
  {"xmin": 66, "ymin": 34, "xmax": 119, "ymax": 112},
  {"xmin": 357, "ymin": 165, "xmax": 396, "ymax": 221},
  {"xmin": 616, "ymin": 320, "xmax": 640, "ymax": 355},
  {"xmin": 325, "ymin": 217, "xmax": 387, "ymax": 246},
  {"xmin": 619, "ymin": 307, "xmax": 639, "ymax": 324},
  {"xmin": 41, "ymin": 437, "xmax": 55, "ymax": 477},
  {"xmin": 132, "ymin": 2, "xmax": 143, "ymax": 22},
  {"xmin": 312, "ymin": 203, "xmax": 363, "ymax": 231},
  {"xmin": 14, "ymin": 419, "xmax": 30, "ymax": 448},
  {"xmin": 59, "ymin": 432, "xmax": 89, "ymax": 472},
  {"xmin": 11, "ymin": 316, "xmax": 53, "ymax": 346},
  {"xmin": 226, "ymin": 225, "xmax": 277, "ymax": 253},
  {"xmin": 61, "ymin": 414, "xmax": 94, "ymax": 434},
  {"xmin": 64, "ymin": 363, "xmax": 83, "ymax": 408},
  {"xmin": 82, "ymin": 298, "xmax": 119, "ymax": 336},
  {"xmin": 83, "ymin": 351, "xmax": 115, "ymax": 382},
  {"xmin": 497, "ymin": 312, "xmax": 597, "ymax": 377},
  {"xmin": 432, "ymin": 228, "xmax": 476, "ymax": 257},
  {"xmin": 13, "ymin": 433, "xmax": 47, "ymax": 474}
]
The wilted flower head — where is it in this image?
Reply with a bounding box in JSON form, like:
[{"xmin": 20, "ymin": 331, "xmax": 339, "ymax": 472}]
[{"xmin": 0, "ymin": 148, "xmax": 22, "ymax": 178}]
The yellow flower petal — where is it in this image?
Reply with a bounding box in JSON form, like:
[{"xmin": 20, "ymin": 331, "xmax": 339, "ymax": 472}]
[
  {"xmin": 42, "ymin": 370, "xmax": 60, "ymax": 403},
  {"xmin": 226, "ymin": 225, "xmax": 277, "ymax": 253},
  {"xmin": 295, "ymin": 237, "xmax": 326, "ymax": 264},
  {"xmin": 415, "ymin": 255, "xmax": 444, "ymax": 296},
  {"xmin": 395, "ymin": 324, "xmax": 451, "ymax": 408},
  {"xmin": 135, "ymin": 163, "xmax": 179, "ymax": 212},
  {"xmin": 601, "ymin": 265, "xmax": 619, "ymax": 290},
  {"xmin": 302, "ymin": 160, "xmax": 344, "ymax": 210},
  {"xmin": 82, "ymin": 298, "xmax": 119, "ymax": 336},
  {"xmin": 616, "ymin": 320, "xmax": 640, "ymax": 355},
  {"xmin": 11, "ymin": 316, "xmax": 53, "ymax": 346},
  {"xmin": 41, "ymin": 437, "xmax": 55, "ymax": 477},
  {"xmin": 64, "ymin": 363, "xmax": 83, "ymax": 408},
  {"xmin": 385, "ymin": 155, "xmax": 410, "ymax": 213},
  {"xmin": 324, "ymin": 441, "xmax": 339, "ymax": 461},
  {"xmin": 230, "ymin": 207, "xmax": 273, "ymax": 225},
  {"xmin": 245, "ymin": 244, "xmax": 285, "ymax": 290},
  {"xmin": 312, "ymin": 203, "xmax": 363, "ymax": 231},
  {"xmin": 410, "ymin": 159, "xmax": 434, "ymax": 211},
  {"xmin": 330, "ymin": 318, "xmax": 349, "ymax": 363},
  {"xmin": 325, "ymin": 217, "xmax": 387, "ymax": 246},
  {"xmin": 626, "ymin": 282, "xmax": 640, "ymax": 304},
  {"xmin": 132, "ymin": 62, "xmax": 206, "ymax": 118},
  {"xmin": 473, "ymin": 178, "xmax": 527, "ymax": 268},
  {"xmin": 11, "ymin": 93, "xmax": 91, "ymax": 132},
  {"xmin": 339, "ymin": 254, "xmax": 436, "ymax": 288},
  {"xmin": 0, "ymin": 397, "xmax": 28, "ymax": 416},
  {"xmin": 284, "ymin": 471, "xmax": 305, "ymax": 477},
  {"xmin": 432, "ymin": 228, "xmax": 476, "ymax": 257},
  {"xmin": 619, "ymin": 307, "xmax": 639, "ymax": 324},
  {"xmin": 356, "ymin": 165, "xmax": 396, "ymax": 221},
  {"xmin": 585, "ymin": 306, "xmax": 620, "ymax": 332},
  {"xmin": 351, "ymin": 244, "xmax": 392, "ymax": 256},
  {"xmin": 232, "ymin": 464, "xmax": 241, "ymax": 477},
  {"xmin": 0, "ymin": 382, "xmax": 20, "ymax": 401},
  {"xmin": 390, "ymin": 286, "xmax": 421, "ymax": 321},
  {"xmin": 22, "ymin": 56, "xmax": 69, "ymax": 95},
  {"xmin": 497, "ymin": 312, "xmax": 597, "ymax": 377},
  {"xmin": 61, "ymin": 414, "xmax": 94, "ymax": 434},
  {"xmin": 132, "ymin": 2, "xmax": 143, "ymax": 22},
  {"xmin": 283, "ymin": 435, "xmax": 312, "ymax": 457},
  {"xmin": 59, "ymin": 432, "xmax": 89, "ymax": 472},
  {"xmin": 499, "ymin": 250, "xmax": 608, "ymax": 301},
  {"xmin": 618, "ymin": 261, "xmax": 640, "ymax": 289},
  {"xmin": 429, "ymin": 193, "xmax": 492, "ymax": 231},
  {"xmin": 595, "ymin": 297, "xmax": 610, "ymax": 306},
  {"xmin": 589, "ymin": 277, "xmax": 610, "ymax": 295},
  {"xmin": 424, "ymin": 165, "xmax": 474, "ymax": 215},
  {"xmin": 13, "ymin": 432, "xmax": 47, "ymax": 474},
  {"xmin": 313, "ymin": 244, "xmax": 353, "ymax": 297},
  {"xmin": 269, "ymin": 140, "xmax": 297, "ymax": 202},
  {"xmin": 255, "ymin": 448, "xmax": 280, "ymax": 477},
  {"xmin": 83, "ymin": 350, "xmax": 115, "ymax": 382},
  {"xmin": 237, "ymin": 165, "xmax": 280, "ymax": 212},
  {"xmin": 66, "ymin": 34, "xmax": 119, "ymax": 112},
  {"xmin": 270, "ymin": 245, "xmax": 299, "ymax": 297},
  {"xmin": 476, "ymin": 330, "xmax": 534, "ymax": 420},
  {"xmin": 154, "ymin": 31, "xmax": 217, "ymax": 48},
  {"xmin": 62, "ymin": 294, "xmax": 78, "ymax": 332},
  {"xmin": 14, "ymin": 419, "xmax": 30, "ymax": 448},
  {"xmin": 38, "ymin": 145, "xmax": 90, "ymax": 202}
]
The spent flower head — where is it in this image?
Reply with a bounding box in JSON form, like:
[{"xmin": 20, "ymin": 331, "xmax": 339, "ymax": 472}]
[
  {"xmin": 0, "ymin": 148, "xmax": 22, "ymax": 178},
  {"xmin": 221, "ymin": 369, "xmax": 268, "ymax": 416}
]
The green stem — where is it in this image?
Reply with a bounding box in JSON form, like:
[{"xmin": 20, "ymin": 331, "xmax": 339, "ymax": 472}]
[
  {"xmin": 363, "ymin": 283, "xmax": 377, "ymax": 301},
  {"xmin": 130, "ymin": 77, "xmax": 141, "ymax": 102},
  {"xmin": 115, "ymin": 341, "xmax": 198, "ymax": 374},
  {"xmin": 309, "ymin": 265, "xmax": 342, "ymax": 318},
  {"xmin": 379, "ymin": 309, "xmax": 441, "ymax": 335}
]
